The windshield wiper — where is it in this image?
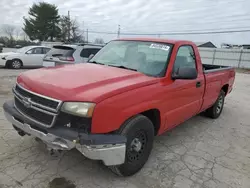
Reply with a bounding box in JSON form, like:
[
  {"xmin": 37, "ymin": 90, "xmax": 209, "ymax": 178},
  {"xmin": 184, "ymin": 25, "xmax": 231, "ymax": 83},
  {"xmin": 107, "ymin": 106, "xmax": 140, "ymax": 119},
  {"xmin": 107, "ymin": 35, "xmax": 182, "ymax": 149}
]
[{"xmin": 108, "ymin": 65, "xmax": 137, "ymax": 72}]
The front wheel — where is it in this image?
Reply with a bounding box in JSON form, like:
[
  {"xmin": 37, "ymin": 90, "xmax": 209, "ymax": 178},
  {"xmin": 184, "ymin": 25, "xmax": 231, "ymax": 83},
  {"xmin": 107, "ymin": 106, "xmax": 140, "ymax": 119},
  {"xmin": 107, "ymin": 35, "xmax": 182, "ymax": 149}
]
[
  {"xmin": 10, "ymin": 59, "xmax": 22, "ymax": 69},
  {"xmin": 110, "ymin": 115, "xmax": 154, "ymax": 176},
  {"xmin": 204, "ymin": 90, "xmax": 225, "ymax": 119}
]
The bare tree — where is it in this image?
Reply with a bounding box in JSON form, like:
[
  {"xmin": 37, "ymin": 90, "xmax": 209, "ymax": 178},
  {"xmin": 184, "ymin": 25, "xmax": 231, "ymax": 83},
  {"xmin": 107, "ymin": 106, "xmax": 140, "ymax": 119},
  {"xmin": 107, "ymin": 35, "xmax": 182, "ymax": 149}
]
[
  {"xmin": 59, "ymin": 15, "xmax": 69, "ymax": 42},
  {"xmin": 20, "ymin": 31, "xmax": 29, "ymax": 41},
  {"xmin": 71, "ymin": 19, "xmax": 84, "ymax": 43},
  {"xmin": 15, "ymin": 28, "xmax": 21, "ymax": 40},
  {"xmin": 94, "ymin": 38, "xmax": 105, "ymax": 44},
  {"xmin": 59, "ymin": 16, "xmax": 84, "ymax": 43},
  {"xmin": 1, "ymin": 24, "xmax": 16, "ymax": 41}
]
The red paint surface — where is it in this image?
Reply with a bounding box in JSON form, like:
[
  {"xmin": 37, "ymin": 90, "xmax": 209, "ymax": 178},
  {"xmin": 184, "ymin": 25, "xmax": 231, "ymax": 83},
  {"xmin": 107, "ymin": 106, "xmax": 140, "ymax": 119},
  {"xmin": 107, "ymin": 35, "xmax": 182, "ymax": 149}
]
[{"xmin": 17, "ymin": 39, "xmax": 235, "ymax": 134}]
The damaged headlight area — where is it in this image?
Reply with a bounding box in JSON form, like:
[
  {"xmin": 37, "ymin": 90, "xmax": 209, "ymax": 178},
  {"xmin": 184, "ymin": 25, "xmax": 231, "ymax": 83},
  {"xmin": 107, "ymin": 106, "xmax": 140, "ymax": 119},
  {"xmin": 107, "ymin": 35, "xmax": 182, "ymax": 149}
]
[{"xmin": 61, "ymin": 102, "xmax": 96, "ymax": 118}]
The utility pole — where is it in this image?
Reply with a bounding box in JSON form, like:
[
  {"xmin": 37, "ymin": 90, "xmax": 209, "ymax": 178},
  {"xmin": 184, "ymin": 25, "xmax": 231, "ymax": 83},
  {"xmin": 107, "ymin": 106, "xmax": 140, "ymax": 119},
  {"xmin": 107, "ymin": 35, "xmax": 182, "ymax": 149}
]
[
  {"xmin": 86, "ymin": 29, "xmax": 88, "ymax": 43},
  {"xmin": 82, "ymin": 21, "xmax": 84, "ymax": 42},
  {"xmin": 117, "ymin": 24, "xmax": 120, "ymax": 38},
  {"xmin": 68, "ymin": 11, "xmax": 70, "ymax": 42}
]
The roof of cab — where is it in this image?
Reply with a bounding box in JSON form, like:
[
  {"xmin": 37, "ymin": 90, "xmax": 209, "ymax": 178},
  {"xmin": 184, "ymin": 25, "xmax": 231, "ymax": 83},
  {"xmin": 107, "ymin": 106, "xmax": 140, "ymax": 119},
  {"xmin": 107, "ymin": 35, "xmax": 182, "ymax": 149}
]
[{"xmin": 115, "ymin": 38, "xmax": 195, "ymax": 45}]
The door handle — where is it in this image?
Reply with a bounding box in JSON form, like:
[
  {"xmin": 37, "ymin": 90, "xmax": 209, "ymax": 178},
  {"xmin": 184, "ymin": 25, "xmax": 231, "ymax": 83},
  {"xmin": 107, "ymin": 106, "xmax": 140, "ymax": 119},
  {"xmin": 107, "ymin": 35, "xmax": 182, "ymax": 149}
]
[{"xmin": 196, "ymin": 81, "xmax": 201, "ymax": 88}]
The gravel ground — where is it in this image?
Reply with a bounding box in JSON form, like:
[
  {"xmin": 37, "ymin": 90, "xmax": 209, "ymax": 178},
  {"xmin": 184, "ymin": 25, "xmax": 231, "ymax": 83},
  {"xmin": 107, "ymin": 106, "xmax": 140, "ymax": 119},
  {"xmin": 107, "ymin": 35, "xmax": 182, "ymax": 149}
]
[{"xmin": 0, "ymin": 68, "xmax": 250, "ymax": 188}]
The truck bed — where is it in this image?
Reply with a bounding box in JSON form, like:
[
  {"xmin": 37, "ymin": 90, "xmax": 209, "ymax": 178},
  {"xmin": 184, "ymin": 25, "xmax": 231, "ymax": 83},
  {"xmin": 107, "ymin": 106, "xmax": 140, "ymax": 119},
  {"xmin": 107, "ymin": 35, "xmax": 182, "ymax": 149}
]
[{"xmin": 203, "ymin": 64, "xmax": 233, "ymax": 73}]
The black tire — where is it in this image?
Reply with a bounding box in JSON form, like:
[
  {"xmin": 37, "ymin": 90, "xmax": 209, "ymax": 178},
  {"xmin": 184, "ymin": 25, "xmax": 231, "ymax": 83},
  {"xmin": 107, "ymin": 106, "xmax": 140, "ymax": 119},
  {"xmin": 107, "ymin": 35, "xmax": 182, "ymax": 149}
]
[
  {"xmin": 204, "ymin": 90, "xmax": 225, "ymax": 119},
  {"xmin": 10, "ymin": 59, "xmax": 22, "ymax": 69},
  {"xmin": 110, "ymin": 115, "xmax": 154, "ymax": 177}
]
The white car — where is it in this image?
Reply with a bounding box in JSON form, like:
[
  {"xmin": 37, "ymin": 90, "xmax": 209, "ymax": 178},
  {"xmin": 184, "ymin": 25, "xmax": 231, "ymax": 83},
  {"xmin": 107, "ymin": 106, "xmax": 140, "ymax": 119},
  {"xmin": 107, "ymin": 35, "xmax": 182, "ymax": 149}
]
[{"xmin": 0, "ymin": 46, "xmax": 51, "ymax": 69}]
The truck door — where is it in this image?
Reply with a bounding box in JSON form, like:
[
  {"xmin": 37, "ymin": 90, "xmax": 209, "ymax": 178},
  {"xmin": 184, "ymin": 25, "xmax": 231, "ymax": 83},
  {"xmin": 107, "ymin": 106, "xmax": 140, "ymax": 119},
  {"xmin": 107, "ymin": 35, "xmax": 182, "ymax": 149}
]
[{"xmin": 166, "ymin": 45, "xmax": 204, "ymax": 129}]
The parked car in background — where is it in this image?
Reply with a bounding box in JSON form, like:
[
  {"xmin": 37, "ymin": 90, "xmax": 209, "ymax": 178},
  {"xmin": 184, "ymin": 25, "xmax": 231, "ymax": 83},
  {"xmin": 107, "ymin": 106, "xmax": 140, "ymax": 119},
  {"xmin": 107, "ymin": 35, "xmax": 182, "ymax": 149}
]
[
  {"xmin": 43, "ymin": 43, "xmax": 104, "ymax": 67},
  {"xmin": 0, "ymin": 46, "xmax": 51, "ymax": 69},
  {"xmin": 14, "ymin": 45, "xmax": 22, "ymax": 48}
]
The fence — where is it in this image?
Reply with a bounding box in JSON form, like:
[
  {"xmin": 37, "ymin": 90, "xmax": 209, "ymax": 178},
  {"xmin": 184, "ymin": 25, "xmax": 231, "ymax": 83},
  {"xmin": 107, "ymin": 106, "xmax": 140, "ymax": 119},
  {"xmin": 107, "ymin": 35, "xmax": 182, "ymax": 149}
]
[{"xmin": 198, "ymin": 48, "xmax": 250, "ymax": 69}]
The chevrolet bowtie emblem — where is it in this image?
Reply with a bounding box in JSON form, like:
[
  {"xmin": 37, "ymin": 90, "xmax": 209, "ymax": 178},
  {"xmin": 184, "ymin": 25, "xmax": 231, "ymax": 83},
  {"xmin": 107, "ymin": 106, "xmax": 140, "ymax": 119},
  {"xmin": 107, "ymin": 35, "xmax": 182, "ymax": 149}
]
[{"xmin": 22, "ymin": 97, "xmax": 32, "ymax": 108}]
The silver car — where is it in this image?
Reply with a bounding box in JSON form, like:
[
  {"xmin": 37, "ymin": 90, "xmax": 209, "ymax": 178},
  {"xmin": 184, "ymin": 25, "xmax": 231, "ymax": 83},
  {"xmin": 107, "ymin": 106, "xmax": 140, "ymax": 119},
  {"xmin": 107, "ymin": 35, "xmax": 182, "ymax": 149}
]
[{"xmin": 43, "ymin": 43, "xmax": 104, "ymax": 67}]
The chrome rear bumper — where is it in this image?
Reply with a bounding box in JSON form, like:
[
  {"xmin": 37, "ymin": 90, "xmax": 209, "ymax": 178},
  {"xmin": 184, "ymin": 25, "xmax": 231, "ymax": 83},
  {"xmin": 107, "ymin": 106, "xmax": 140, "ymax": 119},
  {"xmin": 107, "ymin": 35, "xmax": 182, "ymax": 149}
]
[{"xmin": 4, "ymin": 111, "xmax": 126, "ymax": 166}]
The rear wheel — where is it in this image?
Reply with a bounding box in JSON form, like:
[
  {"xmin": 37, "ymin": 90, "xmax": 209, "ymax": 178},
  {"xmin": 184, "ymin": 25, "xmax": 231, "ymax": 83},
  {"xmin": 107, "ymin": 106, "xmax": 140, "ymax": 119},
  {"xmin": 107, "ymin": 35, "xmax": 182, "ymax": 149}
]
[
  {"xmin": 110, "ymin": 115, "xmax": 154, "ymax": 176},
  {"xmin": 10, "ymin": 59, "xmax": 22, "ymax": 69},
  {"xmin": 205, "ymin": 90, "xmax": 225, "ymax": 119}
]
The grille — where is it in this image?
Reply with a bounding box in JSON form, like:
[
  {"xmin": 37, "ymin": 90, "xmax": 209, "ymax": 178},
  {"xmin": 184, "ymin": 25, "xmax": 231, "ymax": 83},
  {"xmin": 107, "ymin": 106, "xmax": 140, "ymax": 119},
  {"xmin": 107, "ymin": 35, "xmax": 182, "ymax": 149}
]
[
  {"xmin": 15, "ymin": 98, "xmax": 54, "ymax": 125},
  {"xmin": 13, "ymin": 84, "xmax": 62, "ymax": 127},
  {"xmin": 15, "ymin": 84, "xmax": 59, "ymax": 110}
]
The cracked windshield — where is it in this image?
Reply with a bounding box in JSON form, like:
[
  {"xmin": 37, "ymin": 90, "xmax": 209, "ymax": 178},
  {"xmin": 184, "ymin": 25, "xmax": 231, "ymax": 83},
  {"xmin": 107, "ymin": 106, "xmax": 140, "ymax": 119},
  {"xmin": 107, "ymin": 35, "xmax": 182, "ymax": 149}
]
[{"xmin": 0, "ymin": 0, "xmax": 249, "ymax": 188}]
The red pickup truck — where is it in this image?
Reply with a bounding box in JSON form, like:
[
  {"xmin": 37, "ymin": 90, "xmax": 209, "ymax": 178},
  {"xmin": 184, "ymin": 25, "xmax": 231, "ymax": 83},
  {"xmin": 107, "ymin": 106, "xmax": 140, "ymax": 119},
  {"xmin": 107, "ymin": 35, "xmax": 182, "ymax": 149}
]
[{"xmin": 3, "ymin": 38, "xmax": 235, "ymax": 176}]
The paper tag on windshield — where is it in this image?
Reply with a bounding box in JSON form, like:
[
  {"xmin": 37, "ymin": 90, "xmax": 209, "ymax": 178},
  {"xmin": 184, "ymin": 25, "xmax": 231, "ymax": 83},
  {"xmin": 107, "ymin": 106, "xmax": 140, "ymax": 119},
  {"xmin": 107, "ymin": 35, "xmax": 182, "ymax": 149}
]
[{"xmin": 150, "ymin": 43, "xmax": 170, "ymax": 51}]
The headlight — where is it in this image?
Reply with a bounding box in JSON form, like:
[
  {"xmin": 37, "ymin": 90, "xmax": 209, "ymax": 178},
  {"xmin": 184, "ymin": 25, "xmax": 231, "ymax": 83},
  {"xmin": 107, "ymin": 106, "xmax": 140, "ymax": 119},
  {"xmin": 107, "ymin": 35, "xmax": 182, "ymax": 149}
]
[{"xmin": 61, "ymin": 102, "xmax": 96, "ymax": 117}]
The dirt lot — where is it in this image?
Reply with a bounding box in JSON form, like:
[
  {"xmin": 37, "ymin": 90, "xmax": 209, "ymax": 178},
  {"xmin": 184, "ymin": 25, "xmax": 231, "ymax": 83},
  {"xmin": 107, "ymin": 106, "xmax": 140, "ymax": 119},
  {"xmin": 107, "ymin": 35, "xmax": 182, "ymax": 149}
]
[{"xmin": 0, "ymin": 68, "xmax": 250, "ymax": 188}]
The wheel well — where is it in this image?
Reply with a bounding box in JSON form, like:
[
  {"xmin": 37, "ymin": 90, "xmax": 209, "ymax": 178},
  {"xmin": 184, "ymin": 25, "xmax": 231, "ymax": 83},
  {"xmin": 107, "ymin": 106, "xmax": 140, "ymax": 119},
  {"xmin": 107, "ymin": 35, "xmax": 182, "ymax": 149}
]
[
  {"xmin": 222, "ymin": 84, "xmax": 229, "ymax": 95},
  {"xmin": 5, "ymin": 60, "xmax": 11, "ymax": 68},
  {"xmin": 141, "ymin": 109, "xmax": 160, "ymax": 135}
]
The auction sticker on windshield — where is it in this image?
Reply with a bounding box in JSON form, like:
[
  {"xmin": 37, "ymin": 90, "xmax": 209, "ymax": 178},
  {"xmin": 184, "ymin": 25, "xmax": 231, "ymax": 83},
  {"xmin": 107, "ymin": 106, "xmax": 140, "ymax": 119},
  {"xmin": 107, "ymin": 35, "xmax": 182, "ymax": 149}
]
[{"xmin": 150, "ymin": 43, "xmax": 170, "ymax": 51}]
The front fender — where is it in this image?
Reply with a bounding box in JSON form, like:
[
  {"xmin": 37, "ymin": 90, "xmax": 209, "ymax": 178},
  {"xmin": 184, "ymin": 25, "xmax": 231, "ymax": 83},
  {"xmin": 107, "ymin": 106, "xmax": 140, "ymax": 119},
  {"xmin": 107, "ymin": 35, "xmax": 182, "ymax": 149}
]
[
  {"xmin": 6, "ymin": 55, "xmax": 22, "ymax": 61},
  {"xmin": 91, "ymin": 83, "xmax": 164, "ymax": 133}
]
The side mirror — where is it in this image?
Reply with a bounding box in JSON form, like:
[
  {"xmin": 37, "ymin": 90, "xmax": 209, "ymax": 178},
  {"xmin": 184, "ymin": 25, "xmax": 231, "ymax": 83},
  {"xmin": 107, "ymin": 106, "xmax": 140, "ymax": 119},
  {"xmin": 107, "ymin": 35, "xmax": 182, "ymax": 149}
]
[
  {"xmin": 172, "ymin": 67, "xmax": 197, "ymax": 80},
  {"xmin": 87, "ymin": 54, "xmax": 94, "ymax": 62}
]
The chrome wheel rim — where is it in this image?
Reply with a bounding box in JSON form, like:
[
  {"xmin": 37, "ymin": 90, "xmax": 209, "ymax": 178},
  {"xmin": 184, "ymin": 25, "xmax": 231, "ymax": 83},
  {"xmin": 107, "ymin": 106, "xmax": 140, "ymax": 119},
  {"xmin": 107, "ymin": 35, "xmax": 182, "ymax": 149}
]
[
  {"xmin": 13, "ymin": 60, "xmax": 21, "ymax": 69},
  {"xmin": 216, "ymin": 96, "xmax": 223, "ymax": 114}
]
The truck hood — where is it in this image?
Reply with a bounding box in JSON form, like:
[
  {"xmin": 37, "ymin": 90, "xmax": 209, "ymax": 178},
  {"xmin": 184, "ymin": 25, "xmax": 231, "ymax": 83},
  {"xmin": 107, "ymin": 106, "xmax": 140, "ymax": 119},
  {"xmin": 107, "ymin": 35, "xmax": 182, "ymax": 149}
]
[{"xmin": 17, "ymin": 63, "xmax": 159, "ymax": 103}]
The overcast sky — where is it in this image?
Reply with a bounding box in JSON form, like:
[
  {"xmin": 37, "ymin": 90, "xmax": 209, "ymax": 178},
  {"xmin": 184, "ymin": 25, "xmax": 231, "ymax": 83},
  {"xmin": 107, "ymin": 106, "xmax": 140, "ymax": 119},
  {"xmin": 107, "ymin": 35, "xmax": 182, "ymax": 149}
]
[{"xmin": 0, "ymin": 0, "xmax": 250, "ymax": 46}]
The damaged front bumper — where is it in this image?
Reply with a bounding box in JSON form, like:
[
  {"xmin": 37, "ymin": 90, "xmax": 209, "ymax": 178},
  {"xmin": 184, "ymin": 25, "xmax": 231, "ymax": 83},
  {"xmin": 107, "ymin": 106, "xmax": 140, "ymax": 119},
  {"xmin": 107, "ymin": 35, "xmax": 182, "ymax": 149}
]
[{"xmin": 3, "ymin": 101, "xmax": 126, "ymax": 166}]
